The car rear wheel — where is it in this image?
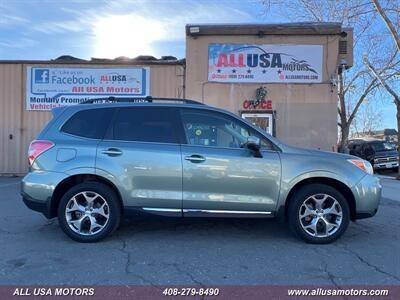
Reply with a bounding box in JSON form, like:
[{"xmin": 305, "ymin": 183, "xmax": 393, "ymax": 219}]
[
  {"xmin": 57, "ymin": 182, "xmax": 121, "ymax": 242},
  {"xmin": 288, "ymin": 184, "xmax": 350, "ymax": 244}
]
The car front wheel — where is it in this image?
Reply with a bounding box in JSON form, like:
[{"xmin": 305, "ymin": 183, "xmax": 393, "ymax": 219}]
[
  {"xmin": 288, "ymin": 184, "xmax": 350, "ymax": 244},
  {"xmin": 57, "ymin": 182, "xmax": 121, "ymax": 242}
]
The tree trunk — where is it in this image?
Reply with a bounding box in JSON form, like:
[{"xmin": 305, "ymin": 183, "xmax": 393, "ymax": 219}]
[
  {"xmin": 337, "ymin": 72, "xmax": 348, "ymax": 153},
  {"xmin": 338, "ymin": 123, "xmax": 350, "ymax": 153}
]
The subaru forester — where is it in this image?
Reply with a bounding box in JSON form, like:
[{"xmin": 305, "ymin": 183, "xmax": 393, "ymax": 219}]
[{"xmin": 21, "ymin": 97, "xmax": 381, "ymax": 243}]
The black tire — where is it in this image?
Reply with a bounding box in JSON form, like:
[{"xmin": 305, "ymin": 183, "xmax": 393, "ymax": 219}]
[
  {"xmin": 57, "ymin": 182, "xmax": 121, "ymax": 243},
  {"xmin": 288, "ymin": 184, "xmax": 350, "ymax": 244}
]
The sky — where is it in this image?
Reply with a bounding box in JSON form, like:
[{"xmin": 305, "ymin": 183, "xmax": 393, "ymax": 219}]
[
  {"xmin": 0, "ymin": 0, "xmax": 398, "ymax": 130},
  {"xmin": 0, "ymin": 0, "xmax": 268, "ymax": 60}
]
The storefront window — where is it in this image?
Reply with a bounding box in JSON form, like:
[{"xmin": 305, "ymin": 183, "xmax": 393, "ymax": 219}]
[{"xmin": 241, "ymin": 113, "xmax": 273, "ymax": 136}]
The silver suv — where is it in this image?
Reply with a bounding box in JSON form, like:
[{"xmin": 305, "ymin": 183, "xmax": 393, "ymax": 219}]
[{"xmin": 21, "ymin": 97, "xmax": 381, "ymax": 243}]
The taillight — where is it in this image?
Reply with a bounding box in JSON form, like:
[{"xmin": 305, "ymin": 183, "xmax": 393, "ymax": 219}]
[{"xmin": 28, "ymin": 140, "xmax": 54, "ymax": 166}]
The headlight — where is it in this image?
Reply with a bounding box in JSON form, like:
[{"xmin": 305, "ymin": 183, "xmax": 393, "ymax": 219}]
[{"xmin": 348, "ymin": 159, "xmax": 374, "ymax": 175}]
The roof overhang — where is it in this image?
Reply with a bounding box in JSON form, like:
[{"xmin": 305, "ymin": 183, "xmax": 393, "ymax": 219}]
[{"xmin": 186, "ymin": 22, "xmax": 343, "ymax": 37}]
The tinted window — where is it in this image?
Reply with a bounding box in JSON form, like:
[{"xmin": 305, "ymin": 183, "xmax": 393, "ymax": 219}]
[
  {"xmin": 61, "ymin": 108, "xmax": 114, "ymax": 139},
  {"xmin": 181, "ymin": 110, "xmax": 273, "ymax": 149},
  {"xmin": 112, "ymin": 108, "xmax": 179, "ymax": 143},
  {"xmin": 369, "ymin": 141, "xmax": 396, "ymax": 152}
]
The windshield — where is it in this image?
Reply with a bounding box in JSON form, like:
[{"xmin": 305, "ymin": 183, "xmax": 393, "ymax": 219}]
[{"xmin": 369, "ymin": 142, "xmax": 396, "ymax": 152}]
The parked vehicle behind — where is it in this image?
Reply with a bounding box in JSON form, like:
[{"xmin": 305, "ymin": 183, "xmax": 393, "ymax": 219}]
[
  {"xmin": 21, "ymin": 97, "xmax": 381, "ymax": 244},
  {"xmin": 348, "ymin": 139, "xmax": 399, "ymax": 171}
]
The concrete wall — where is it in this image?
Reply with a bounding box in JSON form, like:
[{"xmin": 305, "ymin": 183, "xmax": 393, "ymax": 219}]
[
  {"xmin": 185, "ymin": 34, "xmax": 340, "ymax": 150},
  {"xmin": 0, "ymin": 63, "xmax": 184, "ymax": 175}
]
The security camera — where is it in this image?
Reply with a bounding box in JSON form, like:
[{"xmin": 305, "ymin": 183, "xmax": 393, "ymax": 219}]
[{"xmin": 330, "ymin": 75, "xmax": 338, "ymax": 87}]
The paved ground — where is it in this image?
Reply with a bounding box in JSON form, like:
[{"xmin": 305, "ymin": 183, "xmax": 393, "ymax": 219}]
[
  {"xmin": 376, "ymin": 168, "xmax": 399, "ymax": 179},
  {"xmin": 0, "ymin": 176, "xmax": 399, "ymax": 286}
]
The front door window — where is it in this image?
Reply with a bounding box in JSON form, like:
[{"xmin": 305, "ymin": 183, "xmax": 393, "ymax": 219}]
[{"xmin": 180, "ymin": 110, "xmax": 273, "ymax": 150}]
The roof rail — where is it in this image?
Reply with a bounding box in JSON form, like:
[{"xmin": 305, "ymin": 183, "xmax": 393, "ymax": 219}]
[{"xmin": 80, "ymin": 96, "xmax": 204, "ymax": 105}]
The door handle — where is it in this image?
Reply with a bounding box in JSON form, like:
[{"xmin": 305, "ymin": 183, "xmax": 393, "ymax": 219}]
[
  {"xmin": 101, "ymin": 148, "xmax": 123, "ymax": 156},
  {"xmin": 184, "ymin": 154, "xmax": 206, "ymax": 163}
]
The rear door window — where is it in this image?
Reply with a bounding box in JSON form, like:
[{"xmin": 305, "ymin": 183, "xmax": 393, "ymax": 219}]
[
  {"xmin": 61, "ymin": 108, "xmax": 114, "ymax": 139},
  {"xmin": 111, "ymin": 107, "xmax": 180, "ymax": 144}
]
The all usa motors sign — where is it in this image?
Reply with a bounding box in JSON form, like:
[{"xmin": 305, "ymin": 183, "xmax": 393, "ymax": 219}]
[
  {"xmin": 208, "ymin": 44, "xmax": 323, "ymax": 83},
  {"xmin": 26, "ymin": 67, "xmax": 150, "ymax": 111}
]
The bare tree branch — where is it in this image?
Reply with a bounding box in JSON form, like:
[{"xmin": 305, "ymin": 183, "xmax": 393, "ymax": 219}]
[
  {"xmin": 298, "ymin": 0, "xmax": 323, "ymax": 21},
  {"xmin": 348, "ymin": 77, "xmax": 378, "ymax": 124},
  {"xmin": 343, "ymin": 70, "xmax": 369, "ymax": 95},
  {"xmin": 372, "ymin": 0, "xmax": 400, "ymax": 51},
  {"xmin": 364, "ymin": 55, "xmax": 400, "ymax": 104}
]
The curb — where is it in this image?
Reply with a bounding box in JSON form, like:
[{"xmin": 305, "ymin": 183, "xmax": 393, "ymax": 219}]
[{"xmin": 377, "ymin": 175, "xmax": 399, "ymax": 180}]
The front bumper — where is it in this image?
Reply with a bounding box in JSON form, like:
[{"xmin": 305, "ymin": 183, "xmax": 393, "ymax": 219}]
[
  {"xmin": 21, "ymin": 170, "xmax": 69, "ymax": 219},
  {"xmin": 373, "ymin": 161, "xmax": 398, "ymax": 170},
  {"xmin": 351, "ymin": 174, "xmax": 382, "ymax": 220}
]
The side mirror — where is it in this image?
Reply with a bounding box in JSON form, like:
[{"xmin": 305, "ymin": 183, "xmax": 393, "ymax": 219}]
[
  {"xmin": 364, "ymin": 147, "xmax": 374, "ymax": 159},
  {"xmin": 245, "ymin": 136, "xmax": 262, "ymax": 158}
]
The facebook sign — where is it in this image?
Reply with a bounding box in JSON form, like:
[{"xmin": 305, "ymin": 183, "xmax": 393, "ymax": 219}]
[
  {"xmin": 34, "ymin": 69, "xmax": 49, "ymax": 84},
  {"xmin": 26, "ymin": 66, "xmax": 150, "ymax": 111}
]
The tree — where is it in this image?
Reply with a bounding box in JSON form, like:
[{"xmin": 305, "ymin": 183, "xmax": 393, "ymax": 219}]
[
  {"xmin": 261, "ymin": 0, "xmax": 399, "ymax": 152},
  {"xmin": 350, "ymin": 101, "xmax": 383, "ymax": 137},
  {"xmin": 339, "ymin": 49, "xmax": 399, "ymax": 151},
  {"xmin": 371, "ymin": 0, "xmax": 400, "ymax": 50},
  {"xmin": 366, "ymin": 0, "xmax": 400, "ymax": 177}
]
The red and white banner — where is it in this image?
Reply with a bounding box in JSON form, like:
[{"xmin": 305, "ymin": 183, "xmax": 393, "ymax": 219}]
[{"xmin": 208, "ymin": 44, "xmax": 323, "ymax": 83}]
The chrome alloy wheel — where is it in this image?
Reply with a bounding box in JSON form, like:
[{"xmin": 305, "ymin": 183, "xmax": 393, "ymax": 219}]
[
  {"xmin": 65, "ymin": 191, "xmax": 110, "ymax": 236},
  {"xmin": 298, "ymin": 194, "xmax": 343, "ymax": 238}
]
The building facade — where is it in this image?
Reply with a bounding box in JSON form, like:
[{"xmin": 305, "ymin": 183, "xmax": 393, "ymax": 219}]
[
  {"xmin": 0, "ymin": 22, "xmax": 353, "ymax": 175},
  {"xmin": 185, "ymin": 23, "xmax": 353, "ymax": 151},
  {"xmin": 0, "ymin": 58, "xmax": 185, "ymax": 174}
]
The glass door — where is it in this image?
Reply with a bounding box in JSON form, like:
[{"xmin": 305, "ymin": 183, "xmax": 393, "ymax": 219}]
[{"xmin": 241, "ymin": 113, "xmax": 274, "ymax": 136}]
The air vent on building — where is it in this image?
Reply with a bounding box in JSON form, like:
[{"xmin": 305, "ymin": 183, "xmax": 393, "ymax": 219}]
[
  {"xmin": 338, "ymin": 28, "xmax": 353, "ymax": 68},
  {"xmin": 339, "ymin": 40, "xmax": 347, "ymax": 54}
]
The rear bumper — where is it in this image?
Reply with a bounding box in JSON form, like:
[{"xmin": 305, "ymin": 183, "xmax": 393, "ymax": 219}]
[
  {"xmin": 21, "ymin": 192, "xmax": 52, "ymax": 219},
  {"xmin": 355, "ymin": 210, "xmax": 378, "ymax": 219},
  {"xmin": 21, "ymin": 170, "xmax": 69, "ymax": 219},
  {"xmin": 352, "ymin": 174, "xmax": 382, "ymax": 220}
]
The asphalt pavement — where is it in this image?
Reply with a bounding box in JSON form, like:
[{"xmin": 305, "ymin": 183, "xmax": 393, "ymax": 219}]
[{"xmin": 0, "ymin": 176, "xmax": 399, "ymax": 285}]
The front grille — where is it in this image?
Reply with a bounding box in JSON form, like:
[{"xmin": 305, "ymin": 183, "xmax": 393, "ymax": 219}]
[{"xmin": 374, "ymin": 156, "xmax": 398, "ymax": 164}]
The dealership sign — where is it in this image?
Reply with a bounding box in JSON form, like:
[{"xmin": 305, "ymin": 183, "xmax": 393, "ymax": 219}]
[
  {"xmin": 208, "ymin": 44, "xmax": 323, "ymax": 83},
  {"xmin": 26, "ymin": 67, "xmax": 150, "ymax": 111}
]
